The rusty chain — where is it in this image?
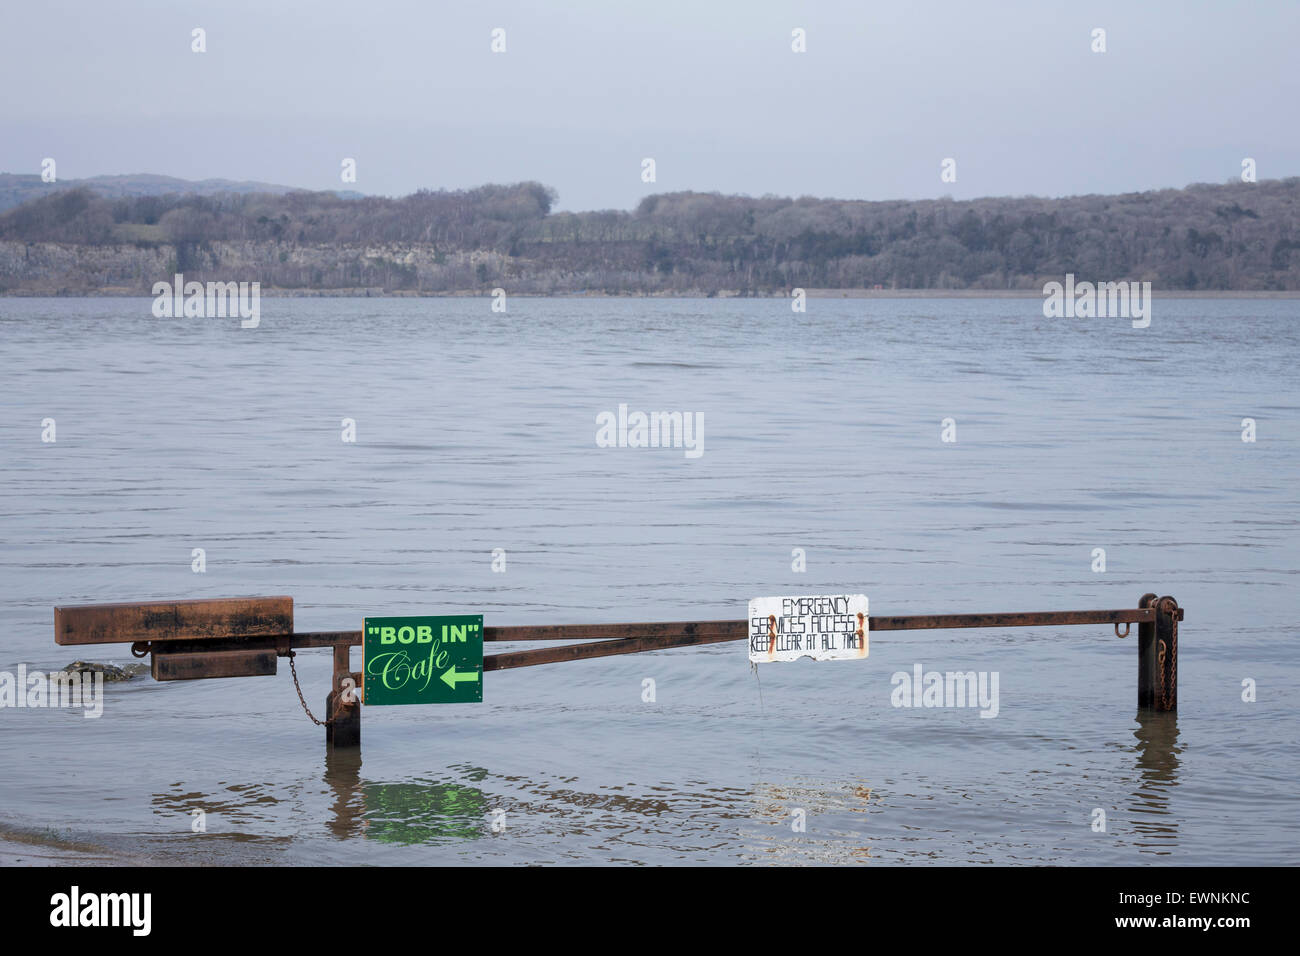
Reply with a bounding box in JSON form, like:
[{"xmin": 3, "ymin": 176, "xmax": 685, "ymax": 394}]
[
  {"xmin": 286, "ymin": 650, "xmax": 334, "ymax": 726},
  {"xmin": 1156, "ymin": 596, "xmax": 1178, "ymax": 711}
]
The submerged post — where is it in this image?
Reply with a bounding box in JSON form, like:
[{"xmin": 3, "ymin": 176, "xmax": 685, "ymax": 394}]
[
  {"xmin": 1137, "ymin": 592, "xmax": 1179, "ymax": 712},
  {"xmin": 326, "ymin": 643, "xmax": 361, "ymax": 750}
]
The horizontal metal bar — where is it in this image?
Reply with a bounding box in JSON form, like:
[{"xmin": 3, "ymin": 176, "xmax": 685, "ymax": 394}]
[
  {"xmin": 484, "ymin": 620, "xmax": 742, "ymax": 642},
  {"xmin": 107, "ymin": 607, "xmax": 1185, "ymax": 656},
  {"xmin": 288, "ymin": 631, "xmax": 362, "ymax": 648},
  {"xmin": 486, "ymin": 632, "xmax": 739, "ymax": 671},
  {"xmin": 482, "ymin": 608, "xmax": 1170, "ymax": 644},
  {"xmin": 153, "ymin": 645, "xmax": 278, "ymax": 681},
  {"xmin": 283, "ymin": 621, "xmax": 745, "ymax": 649},
  {"xmin": 477, "ymin": 607, "xmax": 1181, "ymax": 672},
  {"xmin": 870, "ymin": 608, "xmax": 1169, "ymax": 630}
]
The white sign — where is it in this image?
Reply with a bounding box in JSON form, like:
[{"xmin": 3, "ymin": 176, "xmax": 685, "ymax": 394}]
[{"xmin": 748, "ymin": 594, "xmax": 869, "ymax": 663}]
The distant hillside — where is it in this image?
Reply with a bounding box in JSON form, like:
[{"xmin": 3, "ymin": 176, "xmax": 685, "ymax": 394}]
[
  {"xmin": 0, "ymin": 172, "xmax": 363, "ymax": 214},
  {"xmin": 1, "ymin": 177, "xmax": 1297, "ymax": 294}
]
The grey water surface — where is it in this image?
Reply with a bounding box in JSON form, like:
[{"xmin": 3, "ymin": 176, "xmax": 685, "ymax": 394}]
[{"xmin": 0, "ymin": 296, "xmax": 1296, "ymax": 865}]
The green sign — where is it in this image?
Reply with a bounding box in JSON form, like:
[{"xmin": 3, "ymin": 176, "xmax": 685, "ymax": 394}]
[{"xmin": 363, "ymin": 615, "xmax": 483, "ymax": 705}]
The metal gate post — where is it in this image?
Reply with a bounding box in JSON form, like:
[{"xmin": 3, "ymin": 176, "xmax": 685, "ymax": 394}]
[
  {"xmin": 326, "ymin": 643, "xmax": 361, "ymax": 750},
  {"xmin": 1137, "ymin": 592, "xmax": 1158, "ymax": 709},
  {"xmin": 1137, "ymin": 592, "xmax": 1179, "ymax": 712}
]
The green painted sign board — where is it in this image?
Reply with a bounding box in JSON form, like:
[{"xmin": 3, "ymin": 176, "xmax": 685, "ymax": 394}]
[{"xmin": 363, "ymin": 615, "xmax": 483, "ymax": 705}]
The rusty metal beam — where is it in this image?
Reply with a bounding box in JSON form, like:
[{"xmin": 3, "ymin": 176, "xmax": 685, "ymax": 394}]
[
  {"xmin": 281, "ymin": 606, "xmax": 1177, "ymax": 656},
  {"xmin": 286, "ymin": 630, "xmax": 362, "ymax": 649},
  {"xmin": 485, "ymin": 632, "xmax": 739, "ymax": 671},
  {"xmin": 868, "ymin": 607, "xmax": 1176, "ymax": 630},
  {"xmin": 55, "ymin": 603, "xmax": 1184, "ymax": 660},
  {"xmin": 54, "ymin": 599, "xmax": 1185, "ymax": 684},
  {"xmin": 50, "ymin": 595, "xmax": 1185, "ymax": 742},
  {"xmin": 472, "ymin": 606, "xmax": 1181, "ymax": 672},
  {"xmin": 484, "ymin": 620, "xmax": 743, "ymax": 642},
  {"xmin": 55, "ymin": 596, "xmax": 292, "ymax": 646},
  {"xmin": 152, "ymin": 645, "xmax": 278, "ymax": 681}
]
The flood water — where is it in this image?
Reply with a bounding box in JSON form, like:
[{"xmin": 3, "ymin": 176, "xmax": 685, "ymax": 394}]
[{"xmin": 0, "ymin": 296, "xmax": 1296, "ymax": 865}]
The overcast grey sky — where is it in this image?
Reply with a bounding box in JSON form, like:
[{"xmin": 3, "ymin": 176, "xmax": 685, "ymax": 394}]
[{"xmin": 2, "ymin": 0, "xmax": 1297, "ymax": 211}]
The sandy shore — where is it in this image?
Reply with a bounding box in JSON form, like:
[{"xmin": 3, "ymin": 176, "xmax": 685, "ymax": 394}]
[
  {"xmin": 0, "ymin": 828, "xmax": 151, "ymax": 867},
  {"xmin": 0, "ymin": 836, "xmax": 115, "ymax": 866}
]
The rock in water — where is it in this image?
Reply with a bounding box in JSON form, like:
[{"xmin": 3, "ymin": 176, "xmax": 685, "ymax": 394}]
[{"xmin": 62, "ymin": 661, "xmax": 137, "ymax": 682}]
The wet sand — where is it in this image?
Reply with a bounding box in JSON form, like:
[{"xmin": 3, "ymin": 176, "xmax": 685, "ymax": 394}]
[{"xmin": 0, "ymin": 828, "xmax": 152, "ymax": 867}]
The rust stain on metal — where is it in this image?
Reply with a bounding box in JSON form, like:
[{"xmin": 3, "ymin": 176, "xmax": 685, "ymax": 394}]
[
  {"xmin": 152, "ymin": 645, "xmax": 278, "ymax": 681},
  {"xmin": 54, "ymin": 597, "xmax": 293, "ymax": 645}
]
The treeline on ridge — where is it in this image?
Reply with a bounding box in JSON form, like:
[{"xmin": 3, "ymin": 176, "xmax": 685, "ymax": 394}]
[{"xmin": 1, "ymin": 177, "xmax": 1297, "ymax": 292}]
